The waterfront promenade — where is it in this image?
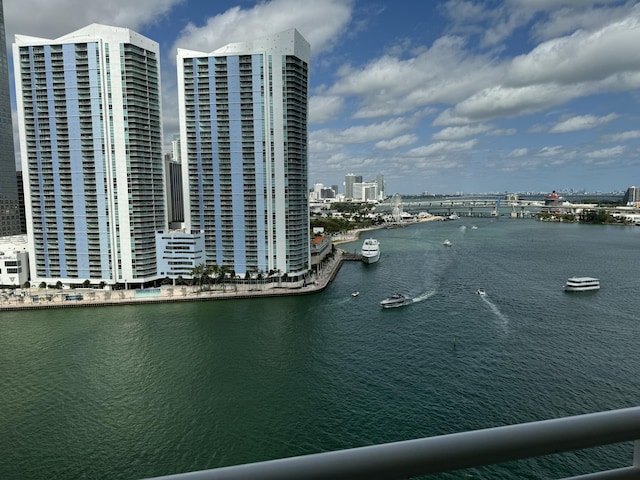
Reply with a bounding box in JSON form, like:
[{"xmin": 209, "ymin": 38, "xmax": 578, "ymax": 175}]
[
  {"xmin": 0, "ymin": 217, "xmax": 446, "ymax": 311},
  {"xmin": 0, "ymin": 248, "xmax": 346, "ymax": 311}
]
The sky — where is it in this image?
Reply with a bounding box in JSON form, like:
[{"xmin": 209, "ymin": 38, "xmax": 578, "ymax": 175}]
[{"xmin": 4, "ymin": 0, "xmax": 640, "ymax": 195}]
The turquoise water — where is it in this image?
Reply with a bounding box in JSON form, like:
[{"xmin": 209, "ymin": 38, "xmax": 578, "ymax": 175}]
[{"xmin": 1, "ymin": 218, "xmax": 639, "ymax": 479}]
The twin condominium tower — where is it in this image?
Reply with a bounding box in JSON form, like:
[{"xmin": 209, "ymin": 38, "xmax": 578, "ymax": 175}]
[{"xmin": 13, "ymin": 24, "xmax": 310, "ymax": 287}]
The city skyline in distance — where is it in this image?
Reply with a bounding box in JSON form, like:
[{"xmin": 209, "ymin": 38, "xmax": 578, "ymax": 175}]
[{"xmin": 4, "ymin": 0, "xmax": 640, "ymax": 195}]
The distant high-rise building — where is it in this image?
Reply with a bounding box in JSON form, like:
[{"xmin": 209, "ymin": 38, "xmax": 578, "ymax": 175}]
[
  {"xmin": 376, "ymin": 174, "xmax": 385, "ymax": 200},
  {"xmin": 165, "ymin": 158, "xmax": 184, "ymax": 226},
  {"xmin": 623, "ymin": 186, "xmax": 640, "ymax": 206},
  {"xmin": 178, "ymin": 29, "xmax": 310, "ymax": 278},
  {"xmin": 344, "ymin": 173, "xmax": 362, "ymax": 200},
  {"xmin": 0, "ymin": 0, "xmax": 20, "ymax": 237},
  {"xmin": 171, "ymin": 133, "xmax": 181, "ymax": 162},
  {"xmin": 14, "ymin": 24, "xmax": 165, "ymax": 286}
]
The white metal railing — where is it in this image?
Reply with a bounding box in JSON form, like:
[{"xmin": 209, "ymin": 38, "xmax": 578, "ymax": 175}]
[{"xmin": 145, "ymin": 407, "xmax": 640, "ymax": 480}]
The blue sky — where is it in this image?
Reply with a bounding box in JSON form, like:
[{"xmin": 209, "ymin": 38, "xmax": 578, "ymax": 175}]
[{"xmin": 5, "ymin": 0, "xmax": 640, "ymax": 195}]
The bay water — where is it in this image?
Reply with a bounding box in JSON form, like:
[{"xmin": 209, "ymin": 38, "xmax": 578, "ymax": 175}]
[{"xmin": 1, "ymin": 218, "xmax": 639, "ymax": 479}]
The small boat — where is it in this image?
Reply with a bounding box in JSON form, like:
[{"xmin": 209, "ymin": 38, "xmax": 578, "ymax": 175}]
[
  {"xmin": 564, "ymin": 277, "xmax": 600, "ymax": 292},
  {"xmin": 443, "ymin": 239, "xmax": 452, "ymax": 247},
  {"xmin": 351, "ymin": 291, "xmax": 360, "ymax": 297},
  {"xmin": 476, "ymin": 288, "xmax": 486, "ymax": 296},
  {"xmin": 471, "ymin": 226, "xmax": 478, "ymax": 230},
  {"xmin": 380, "ymin": 293, "xmax": 412, "ymax": 309}
]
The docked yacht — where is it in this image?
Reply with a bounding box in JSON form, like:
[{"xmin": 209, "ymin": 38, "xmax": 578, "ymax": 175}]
[
  {"xmin": 564, "ymin": 277, "xmax": 600, "ymax": 292},
  {"xmin": 361, "ymin": 238, "xmax": 381, "ymax": 264},
  {"xmin": 380, "ymin": 293, "xmax": 412, "ymax": 309}
]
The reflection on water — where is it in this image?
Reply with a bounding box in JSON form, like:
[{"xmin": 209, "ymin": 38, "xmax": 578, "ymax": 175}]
[{"xmin": 1, "ymin": 219, "xmax": 639, "ymax": 479}]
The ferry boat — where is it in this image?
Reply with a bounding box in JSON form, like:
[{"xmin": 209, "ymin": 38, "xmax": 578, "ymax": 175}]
[
  {"xmin": 380, "ymin": 293, "xmax": 412, "ymax": 309},
  {"xmin": 564, "ymin": 277, "xmax": 600, "ymax": 292},
  {"xmin": 361, "ymin": 238, "xmax": 381, "ymax": 264}
]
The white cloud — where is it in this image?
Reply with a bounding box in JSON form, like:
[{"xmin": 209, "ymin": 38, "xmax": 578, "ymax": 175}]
[
  {"xmin": 374, "ymin": 134, "xmax": 418, "ymax": 150},
  {"xmin": 529, "ymin": 1, "xmax": 634, "ymax": 41},
  {"xmin": 171, "ymin": 0, "xmax": 353, "ymax": 57},
  {"xmin": 407, "ymin": 139, "xmax": 478, "ymax": 157},
  {"xmin": 602, "ymin": 130, "xmax": 640, "ymax": 142},
  {"xmin": 507, "ymin": 11, "xmax": 640, "ymax": 87},
  {"xmin": 309, "ymin": 96, "xmax": 344, "ymax": 124},
  {"xmin": 550, "ymin": 113, "xmax": 618, "ymax": 133},
  {"xmin": 432, "ymin": 124, "xmax": 492, "ymax": 141},
  {"xmin": 311, "ymin": 117, "xmax": 416, "ymax": 147},
  {"xmin": 489, "ymin": 128, "xmax": 517, "ymax": 136},
  {"xmin": 4, "ymin": 0, "xmax": 181, "ymax": 42},
  {"xmin": 508, "ymin": 148, "xmax": 528, "ymax": 157},
  {"xmin": 585, "ymin": 145, "xmax": 625, "ymax": 159},
  {"xmin": 435, "ymin": 83, "xmax": 589, "ymax": 125},
  {"xmin": 330, "ymin": 35, "xmax": 504, "ymax": 119},
  {"xmin": 537, "ymin": 146, "xmax": 564, "ymax": 157}
]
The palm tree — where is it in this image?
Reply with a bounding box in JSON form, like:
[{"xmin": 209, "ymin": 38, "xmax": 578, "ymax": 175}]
[
  {"xmin": 190, "ymin": 264, "xmax": 205, "ymax": 288},
  {"xmin": 218, "ymin": 265, "xmax": 230, "ymax": 291},
  {"xmin": 208, "ymin": 264, "xmax": 219, "ymax": 286}
]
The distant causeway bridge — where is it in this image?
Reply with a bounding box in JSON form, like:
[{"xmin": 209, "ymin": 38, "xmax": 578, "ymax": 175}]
[
  {"xmin": 377, "ymin": 194, "xmax": 638, "ymax": 219},
  {"xmin": 379, "ymin": 194, "xmax": 542, "ymax": 218}
]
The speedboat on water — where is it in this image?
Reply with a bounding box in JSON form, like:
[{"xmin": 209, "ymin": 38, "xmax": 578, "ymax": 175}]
[
  {"xmin": 361, "ymin": 238, "xmax": 381, "ymax": 264},
  {"xmin": 564, "ymin": 277, "xmax": 600, "ymax": 292},
  {"xmin": 380, "ymin": 293, "xmax": 412, "ymax": 308},
  {"xmin": 351, "ymin": 291, "xmax": 360, "ymax": 297},
  {"xmin": 476, "ymin": 288, "xmax": 486, "ymax": 296},
  {"xmin": 443, "ymin": 239, "xmax": 452, "ymax": 247}
]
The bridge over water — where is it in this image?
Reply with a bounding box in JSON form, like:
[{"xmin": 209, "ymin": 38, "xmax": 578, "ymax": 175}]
[{"xmin": 377, "ymin": 194, "xmax": 542, "ymax": 218}]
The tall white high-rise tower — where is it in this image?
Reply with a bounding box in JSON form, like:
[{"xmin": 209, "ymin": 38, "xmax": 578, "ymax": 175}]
[
  {"xmin": 14, "ymin": 24, "xmax": 165, "ymax": 286},
  {"xmin": 177, "ymin": 29, "xmax": 310, "ymax": 279}
]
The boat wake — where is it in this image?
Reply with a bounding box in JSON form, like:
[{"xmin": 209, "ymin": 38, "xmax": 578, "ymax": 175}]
[
  {"xmin": 480, "ymin": 295, "xmax": 509, "ymax": 330},
  {"xmin": 411, "ymin": 289, "xmax": 437, "ymax": 303}
]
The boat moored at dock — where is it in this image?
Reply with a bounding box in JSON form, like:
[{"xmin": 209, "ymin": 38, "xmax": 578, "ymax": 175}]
[{"xmin": 361, "ymin": 238, "xmax": 381, "ymax": 264}]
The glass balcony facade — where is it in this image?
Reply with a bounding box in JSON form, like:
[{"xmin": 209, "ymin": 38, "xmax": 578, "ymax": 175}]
[
  {"xmin": 15, "ymin": 26, "xmax": 165, "ymax": 285},
  {"xmin": 179, "ymin": 29, "xmax": 310, "ymax": 279}
]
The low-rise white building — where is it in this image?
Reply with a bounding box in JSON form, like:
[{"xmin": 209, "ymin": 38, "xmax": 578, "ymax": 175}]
[
  {"xmin": 0, "ymin": 235, "xmax": 30, "ymax": 287},
  {"xmin": 156, "ymin": 230, "xmax": 205, "ymax": 280}
]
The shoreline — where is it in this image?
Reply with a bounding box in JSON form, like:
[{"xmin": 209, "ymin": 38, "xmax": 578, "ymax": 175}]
[
  {"xmin": 1, "ymin": 218, "xmax": 443, "ymax": 312},
  {"xmin": 0, "ymin": 248, "xmax": 346, "ymax": 311}
]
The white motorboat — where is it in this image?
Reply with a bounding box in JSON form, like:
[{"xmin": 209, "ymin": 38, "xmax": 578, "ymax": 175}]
[
  {"xmin": 351, "ymin": 291, "xmax": 360, "ymax": 297},
  {"xmin": 380, "ymin": 293, "xmax": 412, "ymax": 308},
  {"xmin": 564, "ymin": 277, "xmax": 600, "ymax": 292},
  {"xmin": 361, "ymin": 238, "xmax": 380, "ymax": 264},
  {"xmin": 443, "ymin": 239, "xmax": 452, "ymax": 247},
  {"xmin": 476, "ymin": 288, "xmax": 486, "ymax": 296}
]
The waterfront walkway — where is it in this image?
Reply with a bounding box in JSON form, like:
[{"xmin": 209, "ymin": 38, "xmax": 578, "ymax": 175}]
[{"xmin": 0, "ymin": 249, "xmax": 347, "ymax": 311}]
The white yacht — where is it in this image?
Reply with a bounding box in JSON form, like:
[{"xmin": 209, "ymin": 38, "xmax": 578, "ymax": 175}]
[
  {"xmin": 443, "ymin": 239, "xmax": 452, "ymax": 247},
  {"xmin": 361, "ymin": 238, "xmax": 380, "ymax": 264},
  {"xmin": 380, "ymin": 293, "xmax": 412, "ymax": 309},
  {"xmin": 564, "ymin": 277, "xmax": 600, "ymax": 292}
]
